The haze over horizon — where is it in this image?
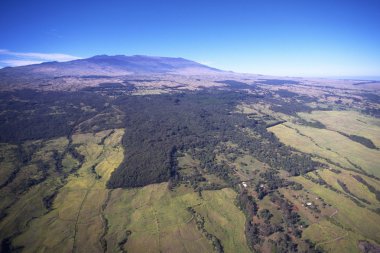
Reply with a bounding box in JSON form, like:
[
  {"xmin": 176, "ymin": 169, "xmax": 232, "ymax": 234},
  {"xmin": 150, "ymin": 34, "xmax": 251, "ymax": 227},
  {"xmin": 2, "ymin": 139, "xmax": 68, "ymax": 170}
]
[{"xmin": 1, "ymin": 0, "xmax": 379, "ymax": 78}]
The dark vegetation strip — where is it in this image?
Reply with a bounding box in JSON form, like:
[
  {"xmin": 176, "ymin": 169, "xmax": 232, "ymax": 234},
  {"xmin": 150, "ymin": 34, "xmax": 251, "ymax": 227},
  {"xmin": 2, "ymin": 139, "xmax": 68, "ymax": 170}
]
[
  {"xmin": 337, "ymin": 132, "xmax": 377, "ymax": 149},
  {"xmin": 256, "ymin": 79, "xmax": 300, "ymax": 85},
  {"xmin": 0, "ymin": 144, "xmax": 29, "ymax": 190},
  {"xmin": 351, "ymin": 175, "xmax": 380, "ymax": 202},
  {"xmin": 99, "ymin": 190, "xmax": 113, "ymax": 253},
  {"xmin": 344, "ymin": 157, "xmax": 366, "ymax": 174},
  {"xmin": 275, "ymin": 89, "xmax": 299, "ymax": 98},
  {"xmin": 186, "ymin": 207, "xmax": 224, "ymax": 253},
  {"xmin": 215, "ymin": 80, "xmax": 253, "ymax": 89},
  {"xmin": 117, "ymin": 230, "xmax": 131, "ymax": 253},
  {"xmin": 265, "ymin": 120, "xmax": 286, "ymax": 128},
  {"xmin": 362, "ymin": 107, "xmax": 380, "ymax": 118},
  {"xmin": 99, "ymin": 130, "xmax": 115, "ymax": 146},
  {"xmin": 302, "ymin": 172, "xmax": 368, "ymax": 208},
  {"xmin": 1, "ymin": 234, "xmax": 24, "ymax": 253},
  {"xmin": 337, "ymin": 179, "xmax": 371, "ymax": 205},
  {"xmin": 42, "ymin": 189, "xmax": 59, "ymax": 211},
  {"xmin": 314, "ymin": 154, "xmax": 380, "ymax": 181}
]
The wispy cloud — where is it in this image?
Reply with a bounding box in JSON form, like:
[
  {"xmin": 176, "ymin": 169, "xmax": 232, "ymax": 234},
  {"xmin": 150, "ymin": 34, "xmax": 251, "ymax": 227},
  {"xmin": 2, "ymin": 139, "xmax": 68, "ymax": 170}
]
[
  {"xmin": 198, "ymin": 60, "xmax": 213, "ymax": 66},
  {"xmin": 1, "ymin": 59, "xmax": 44, "ymax": 67},
  {"xmin": 0, "ymin": 49, "xmax": 81, "ymax": 67}
]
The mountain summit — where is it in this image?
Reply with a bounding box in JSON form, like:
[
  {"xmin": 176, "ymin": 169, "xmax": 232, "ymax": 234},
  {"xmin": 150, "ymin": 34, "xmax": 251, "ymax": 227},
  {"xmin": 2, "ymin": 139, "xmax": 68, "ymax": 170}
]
[{"xmin": 0, "ymin": 55, "xmax": 223, "ymax": 77}]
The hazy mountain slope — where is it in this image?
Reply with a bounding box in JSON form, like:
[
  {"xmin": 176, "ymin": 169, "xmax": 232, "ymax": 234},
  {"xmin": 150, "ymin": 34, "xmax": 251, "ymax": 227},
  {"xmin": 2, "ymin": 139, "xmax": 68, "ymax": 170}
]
[{"xmin": 0, "ymin": 55, "xmax": 223, "ymax": 78}]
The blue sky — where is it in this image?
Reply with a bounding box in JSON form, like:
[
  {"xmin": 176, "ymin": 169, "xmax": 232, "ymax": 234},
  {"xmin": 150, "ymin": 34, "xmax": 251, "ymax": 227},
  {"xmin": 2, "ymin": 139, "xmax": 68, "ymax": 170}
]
[{"xmin": 0, "ymin": 0, "xmax": 379, "ymax": 77}]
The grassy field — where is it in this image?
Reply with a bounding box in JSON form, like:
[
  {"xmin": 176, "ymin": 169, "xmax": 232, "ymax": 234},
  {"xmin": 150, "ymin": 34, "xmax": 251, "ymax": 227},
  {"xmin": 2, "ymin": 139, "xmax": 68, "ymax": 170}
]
[
  {"xmin": 12, "ymin": 129, "xmax": 124, "ymax": 253},
  {"xmin": 0, "ymin": 137, "xmax": 69, "ymax": 244},
  {"xmin": 295, "ymin": 176, "xmax": 380, "ymax": 251},
  {"xmin": 5, "ymin": 129, "xmax": 249, "ymax": 253},
  {"xmin": 2, "ymin": 107, "xmax": 379, "ymax": 253},
  {"xmin": 303, "ymin": 219, "xmax": 367, "ymax": 253},
  {"xmin": 195, "ymin": 189, "xmax": 250, "ymax": 253},
  {"xmin": 105, "ymin": 183, "xmax": 250, "ymax": 253},
  {"xmin": 318, "ymin": 169, "xmax": 380, "ymax": 209},
  {"xmin": 266, "ymin": 109, "xmax": 380, "ymax": 252},
  {"xmin": 269, "ymin": 120, "xmax": 380, "ymax": 177},
  {"xmin": 299, "ymin": 110, "xmax": 380, "ymax": 147}
]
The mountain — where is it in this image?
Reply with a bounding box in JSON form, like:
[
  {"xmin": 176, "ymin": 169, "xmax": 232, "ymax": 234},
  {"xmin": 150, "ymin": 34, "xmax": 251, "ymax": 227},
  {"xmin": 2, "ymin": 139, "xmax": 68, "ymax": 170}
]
[{"xmin": 0, "ymin": 55, "xmax": 224, "ymax": 78}]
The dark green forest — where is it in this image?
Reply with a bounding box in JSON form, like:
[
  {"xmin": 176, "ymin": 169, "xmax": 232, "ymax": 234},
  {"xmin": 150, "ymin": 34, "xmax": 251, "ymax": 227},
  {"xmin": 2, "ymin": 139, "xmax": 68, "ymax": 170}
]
[
  {"xmin": 107, "ymin": 91, "xmax": 319, "ymax": 188},
  {"xmin": 0, "ymin": 88, "xmax": 320, "ymax": 190}
]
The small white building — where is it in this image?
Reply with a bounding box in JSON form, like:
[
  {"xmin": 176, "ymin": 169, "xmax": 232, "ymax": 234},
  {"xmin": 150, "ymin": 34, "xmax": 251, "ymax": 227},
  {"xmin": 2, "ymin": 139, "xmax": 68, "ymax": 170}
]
[
  {"xmin": 242, "ymin": 182, "xmax": 248, "ymax": 188},
  {"xmin": 306, "ymin": 202, "xmax": 312, "ymax": 206}
]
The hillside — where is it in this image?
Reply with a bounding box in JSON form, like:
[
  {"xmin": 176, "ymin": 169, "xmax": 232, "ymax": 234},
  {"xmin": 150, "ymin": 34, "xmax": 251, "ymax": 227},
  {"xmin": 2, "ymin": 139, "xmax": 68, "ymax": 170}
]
[
  {"xmin": 0, "ymin": 56, "xmax": 380, "ymax": 253},
  {"xmin": 0, "ymin": 55, "xmax": 223, "ymax": 76}
]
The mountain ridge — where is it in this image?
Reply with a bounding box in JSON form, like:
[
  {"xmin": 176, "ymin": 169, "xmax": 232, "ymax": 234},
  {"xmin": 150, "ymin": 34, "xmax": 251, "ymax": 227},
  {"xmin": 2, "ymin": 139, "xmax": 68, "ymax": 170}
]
[{"xmin": 0, "ymin": 54, "xmax": 225, "ymax": 77}]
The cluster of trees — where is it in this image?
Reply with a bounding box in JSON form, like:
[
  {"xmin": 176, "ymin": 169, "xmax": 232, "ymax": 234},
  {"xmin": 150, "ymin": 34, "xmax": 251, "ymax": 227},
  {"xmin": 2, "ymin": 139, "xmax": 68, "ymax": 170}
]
[
  {"xmin": 215, "ymin": 80, "xmax": 253, "ymax": 90},
  {"xmin": 363, "ymin": 107, "xmax": 380, "ymax": 118},
  {"xmin": 303, "ymin": 173, "xmax": 327, "ymax": 186},
  {"xmin": 82, "ymin": 82, "xmax": 136, "ymax": 95},
  {"xmin": 270, "ymin": 101, "xmax": 313, "ymax": 116},
  {"xmin": 270, "ymin": 195, "xmax": 302, "ymax": 230},
  {"xmin": 256, "ymin": 79, "xmax": 300, "ymax": 86},
  {"xmin": 296, "ymin": 118, "xmax": 326, "ymax": 129},
  {"xmin": 275, "ymin": 89, "xmax": 299, "ymax": 98},
  {"xmin": 0, "ymin": 89, "xmax": 108, "ymax": 143},
  {"xmin": 237, "ymin": 189, "xmax": 307, "ymax": 252},
  {"xmin": 255, "ymin": 170, "xmax": 294, "ymax": 199},
  {"xmin": 338, "ymin": 132, "xmax": 377, "ymax": 149},
  {"xmin": 237, "ymin": 190, "xmax": 258, "ymax": 218},
  {"xmin": 267, "ymin": 234, "xmax": 298, "ymax": 252}
]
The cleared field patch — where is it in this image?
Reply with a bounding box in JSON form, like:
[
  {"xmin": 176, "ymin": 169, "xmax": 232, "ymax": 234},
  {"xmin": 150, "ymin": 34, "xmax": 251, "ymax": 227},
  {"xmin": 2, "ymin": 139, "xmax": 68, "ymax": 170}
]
[
  {"xmin": 177, "ymin": 153, "xmax": 201, "ymax": 177},
  {"xmin": 257, "ymin": 195, "xmax": 284, "ymax": 225},
  {"xmin": 195, "ymin": 189, "xmax": 251, "ymax": 253},
  {"xmin": 216, "ymin": 151, "xmax": 268, "ymax": 183},
  {"xmin": 105, "ymin": 183, "xmax": 211, "ymax": 253},
  {"xmin": 232, "ymin": 154, "xmax": 268, "ymax": 181},
  {"xmin": 105, "ymin": 183, "xmax": 250, "ymax": 253}
]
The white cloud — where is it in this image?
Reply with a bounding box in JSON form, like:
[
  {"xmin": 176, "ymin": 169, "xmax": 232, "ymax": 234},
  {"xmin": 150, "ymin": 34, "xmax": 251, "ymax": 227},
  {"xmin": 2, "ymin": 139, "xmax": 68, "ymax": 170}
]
[
  {"xmin": 1, "ymin": 59, "xmax": 44, "ymax": 67},
  {"xmin": 198, "ymin": 60, "xmax": 213, "ymax": 66},
  {"xmin": 0, "ymin": 49, "xmax": 81, "ymax": 67}
]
